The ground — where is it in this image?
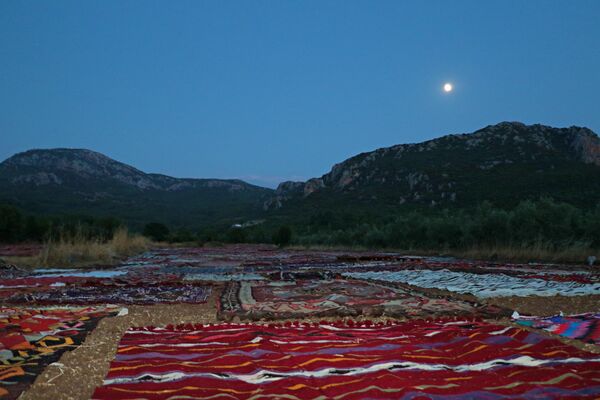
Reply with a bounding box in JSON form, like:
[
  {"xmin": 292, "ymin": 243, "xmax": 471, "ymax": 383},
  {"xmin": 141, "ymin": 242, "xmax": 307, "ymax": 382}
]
[{"xmin": 1, "ymin": 245, "xmax": 599, "ymax": 399}]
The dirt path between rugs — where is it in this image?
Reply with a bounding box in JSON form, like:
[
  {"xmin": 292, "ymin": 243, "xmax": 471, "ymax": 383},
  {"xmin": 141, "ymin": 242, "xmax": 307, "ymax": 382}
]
[{"xmin": 488, "ymin": 294, "xmax": 600, "ymax": 315}]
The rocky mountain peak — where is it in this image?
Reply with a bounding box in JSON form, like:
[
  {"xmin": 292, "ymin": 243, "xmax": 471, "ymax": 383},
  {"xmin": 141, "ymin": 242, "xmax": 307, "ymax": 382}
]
[
  {"xmin": 1, "ymin": 148, "xmax": 269, "ymax": 193},
  {"xmin": 265, "ymin": 122, "xmax": 600, "ymax": 210},
  {"xmin": 2, "ymin": 148, "xmax": 160, "ymax": 189},
  {"xmin": 0, "ymin": 148, "xmax": 273, "ymax": 228}
]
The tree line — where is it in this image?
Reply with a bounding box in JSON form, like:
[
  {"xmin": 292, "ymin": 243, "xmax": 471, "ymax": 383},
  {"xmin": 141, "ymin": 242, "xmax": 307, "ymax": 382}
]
[
  {"xmin": 292, "ymin": 198, "xmax": 600, "ymax": 251},
  {"xmin": 2, "ymin": 198, "xmax": 599, "ymax": 253},
  {"xmin": 0, "ymin": 204, "xmax": 121, "ymax": 243}
]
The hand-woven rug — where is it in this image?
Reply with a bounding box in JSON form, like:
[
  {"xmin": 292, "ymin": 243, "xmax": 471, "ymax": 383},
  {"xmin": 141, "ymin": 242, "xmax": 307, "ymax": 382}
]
[
  {"xmin": 6, "ymin": 283, "xmax": 211, "ymax": 305},
  {"xmin": 92, "ymin": 319, "xmax": 600, "ymax": 399},
  {"xmin": 0, "ymin": 306, "xmax": 119, "ymax": 400},
  {"xmin": 344, "ymin": 269, "xmax": 600, "ymax": 297},
  {"xmin": 218, "ymin": 279, "xmax": 501, "ymax": 320},
  {"xmin": 515, "ymin": 313, "xmax": 600, "ymax": 345}
]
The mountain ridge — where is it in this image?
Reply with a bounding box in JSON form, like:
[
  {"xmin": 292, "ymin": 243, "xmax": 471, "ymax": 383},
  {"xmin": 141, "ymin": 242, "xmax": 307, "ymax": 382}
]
[
  {"xmin": 2, "ymin": 121, "xmax": 600, "ymax": 228},
  {"xmin": 265, "ymin": 121, "xmax": 600, "ymax": 210},
  {"xmin": 1, "ymin": 148, "xmax": 263, "ymax": 191},
  {"xmin": 0, "ymin": 148, "xmax": 273, "ymax": 228}
]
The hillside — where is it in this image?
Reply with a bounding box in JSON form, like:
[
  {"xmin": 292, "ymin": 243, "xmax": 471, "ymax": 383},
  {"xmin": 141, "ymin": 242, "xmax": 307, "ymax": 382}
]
[
  {"xmin": 2, "ymin": 122, "xmax": 600, "ymax": 231},
  {"xmin": 266, "ymin": 122, "xmax": 600, "ymax": 214},
  {"xmin": 0, "ymin": 149, "xmax": 273, "ymax": 228}
]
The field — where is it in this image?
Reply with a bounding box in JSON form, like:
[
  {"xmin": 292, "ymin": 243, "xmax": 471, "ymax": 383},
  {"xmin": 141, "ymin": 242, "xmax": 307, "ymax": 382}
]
[{"xmin": 1, "ymin": 244, "xmax": 599, "ymax": 399}]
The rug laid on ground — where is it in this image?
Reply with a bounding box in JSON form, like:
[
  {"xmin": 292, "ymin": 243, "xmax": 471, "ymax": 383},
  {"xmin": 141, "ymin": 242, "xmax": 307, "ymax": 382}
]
[
  {"xmin": 218, "ymin": 279, "xmax": 501, "ymax": 320},
  {"xmin": 92, "ymin": 319, "xmax": 600, "ymax": 400},
  {"xmin": 514, "ymin": 313, "xmax": 600, "ymax": 345},
  {"xmin": 6, "ymin": 283, "xmax": 212, "ymax": 305},
  {"xmin": 344, "ymin": 269, "xmax": 600, "ymax": 298},
  {"xmin": 0, "ymin": 306, "xmax": 119, "ymax": 400}
]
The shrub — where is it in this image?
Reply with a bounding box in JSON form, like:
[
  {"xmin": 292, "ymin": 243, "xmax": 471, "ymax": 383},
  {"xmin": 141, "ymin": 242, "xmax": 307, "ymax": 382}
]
[
  {"xmin": 0, "ymin": 204, "xmax": 24, "ymax": 242},
  {"xmin": 273, "ymin": 226, "xmax": 292, "ymax": 247},
  {"xmin": 143, "ymin": 222, "xmax": 170, "ymax": 242}
]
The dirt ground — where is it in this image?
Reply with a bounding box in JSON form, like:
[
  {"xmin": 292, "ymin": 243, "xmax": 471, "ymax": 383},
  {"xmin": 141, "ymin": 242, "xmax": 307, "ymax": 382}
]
[{"xmin": 488, "ymin": 294, "xmax": 600, "ymax": 315}]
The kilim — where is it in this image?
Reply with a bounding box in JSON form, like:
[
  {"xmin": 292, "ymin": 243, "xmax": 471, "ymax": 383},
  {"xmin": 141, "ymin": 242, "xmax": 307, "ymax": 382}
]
[
  {"xmin": 6, "ymin": 284, "xmax": 211, "ymax": 305},
  {"xmin": 515, "ymin": 313, "xmax": 600, "ymax": 344},
  {"xmin": 218, "ymin": 279, "xmax": 501, "ymax": 320},
  {"xmin": 93, "ymin": 319, "xmax": 600, "ymax": 399},
  {"xmin": 0, "ymin": 306, "xmax": 119, "ymax": 399},
  {"xmin": 344, "ymin": 269, "xmax": 600, "ymax": 297}
]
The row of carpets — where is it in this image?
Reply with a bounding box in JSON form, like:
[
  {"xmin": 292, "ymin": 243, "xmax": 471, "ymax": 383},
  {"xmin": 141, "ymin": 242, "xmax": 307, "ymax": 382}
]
[
  {"xmin": 3, "ymin": 244, "xmax": 598, "ymax": 280},
  {"xmin": 3, "ymin": 310, "xmax": 597, "ymax": 400},
  {"xmin": 1, "ymin": 246, "xmax": 598, "ymax": 304},
  {"xmin": 92, "ymin": 319, "xmax": 600, "ymax": 400},
  {"xmin": 0, "ymin": 306, "xmax": 120, "ymax": 399},
  {"xmin": 0, "ymin": 262, "xmax": 213, "ymax": 305}
]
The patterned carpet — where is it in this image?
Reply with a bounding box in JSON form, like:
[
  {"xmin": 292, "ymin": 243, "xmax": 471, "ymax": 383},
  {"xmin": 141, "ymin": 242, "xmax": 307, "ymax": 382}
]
[
  {"xmin": 6, "ymin": 283, "xmax": 211, "ymax": 305},
  {"xmin": 344, "ymin": 269, "xmax": 600, "ymax": 297},
  {"xmin": 0, "ymin": 306, "xmax": 119, "ymax": 400},
  {"xmin": 93, "ymin": 319, "xmax": 600, "ymax": 399},
  {"xmin": 218, "ymin": 279, "xmax": 503, "ymax": 320}
]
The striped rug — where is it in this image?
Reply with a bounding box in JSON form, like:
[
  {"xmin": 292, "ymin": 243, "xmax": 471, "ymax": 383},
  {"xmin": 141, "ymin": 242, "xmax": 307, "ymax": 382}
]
[
  {"xmin": 93, "ymin": 319, "xmax": 600, "ymax": 399},
  {"xmin": 515, "ymin": 313, "xmax": 600, "ymax": 344}
]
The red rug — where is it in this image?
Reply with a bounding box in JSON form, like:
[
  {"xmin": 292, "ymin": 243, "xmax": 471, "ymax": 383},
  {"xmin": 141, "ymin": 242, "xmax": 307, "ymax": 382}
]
[{"xmin": 93, "ymin": 319, "xmax": 600, "ymax": 399}]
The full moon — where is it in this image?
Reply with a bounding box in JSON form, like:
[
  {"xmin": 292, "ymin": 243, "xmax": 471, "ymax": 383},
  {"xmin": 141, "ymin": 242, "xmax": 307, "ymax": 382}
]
[{"xmin": 443, "ymin": 83, "xmax": 453, "ymax": 92}]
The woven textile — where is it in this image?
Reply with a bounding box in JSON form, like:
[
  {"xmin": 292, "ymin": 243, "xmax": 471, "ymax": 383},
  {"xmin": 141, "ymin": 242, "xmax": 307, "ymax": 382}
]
[
  {"xmin": 218, "ymin": 279, "xmax": 500, "ymax": 320},
  {"xmin": 93, "ymin": 319, "xmax": 600, "ymax": 399},
  {"xmin": 515, "ymin": 313, "xmax": 600, "ymax": 344},
  {"xmin": 0, "ymin": 306, "xmax": 119, "ymax": 399},
  {"xmin": 344, "ymin": 269, "xmax": 600, "ymax": 297}
]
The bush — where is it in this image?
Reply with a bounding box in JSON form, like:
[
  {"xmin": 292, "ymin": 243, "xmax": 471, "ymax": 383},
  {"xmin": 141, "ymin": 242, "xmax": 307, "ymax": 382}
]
[
  {"xmin": 0, "ymin": 205, "xmax": 24, "ymax": 242},
  {"xmin": 226, "ymin": 227, "xmax": 246, "ymax": 243},
  {"xmin": 170, "ymin": 229, "xmax": 196, "ymax": 243},
  {"xmin": 273, "ymin": 226, "xmax": 292, "ymax": 247},
  {"xmin": 143, "ymin": 222, "xmax": 170, "ymax": 242}
]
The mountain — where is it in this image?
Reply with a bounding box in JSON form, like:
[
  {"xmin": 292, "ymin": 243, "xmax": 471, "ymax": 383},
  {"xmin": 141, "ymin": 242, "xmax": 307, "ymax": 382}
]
[
  {"xmin": 3, "ymin": 122, "xmax": 599, "ymax": 230},
  {"xmin": 0, "ymin": 149, "xmax": 273, "ymax": 228},
  {"xmin": 266, "ymin": 122, "xmax": 600, "ymax": 212}
]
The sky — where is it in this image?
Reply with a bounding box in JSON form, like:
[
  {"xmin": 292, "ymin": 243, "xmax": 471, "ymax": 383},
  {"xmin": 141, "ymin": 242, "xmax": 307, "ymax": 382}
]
[{"xmin": 1, "ymin": 1, "xmax": 599, "ymax": 188}]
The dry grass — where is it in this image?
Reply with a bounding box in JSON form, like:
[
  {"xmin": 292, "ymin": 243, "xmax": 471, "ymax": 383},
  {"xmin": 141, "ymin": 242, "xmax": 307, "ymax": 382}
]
[{"xmin": 36, "ymin": 227, "xmax": 149, "ymax": 268}]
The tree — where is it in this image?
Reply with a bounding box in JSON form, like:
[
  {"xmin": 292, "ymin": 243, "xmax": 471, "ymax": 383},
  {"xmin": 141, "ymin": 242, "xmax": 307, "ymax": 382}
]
[
  {"xmin": 143, "ymin": 222, "xmax": 170, "ymax": 242},
  {"xmin": 0, "ymin": 204, "xmax": 24, "ymax": 243},
  {"xmin": 273, "ymin": 225, "xmax": 292, "ymax": 247},
  {"xmin": 226, "ymin": 227, "xmax": 246, "ymax": 243},
  {"xmin": 171, "ymin": 229, "xmax": 196, "ymax": 243},
  {"xmin": 24, "ymin": 215, "xmax": 49, "ymax": 241}
]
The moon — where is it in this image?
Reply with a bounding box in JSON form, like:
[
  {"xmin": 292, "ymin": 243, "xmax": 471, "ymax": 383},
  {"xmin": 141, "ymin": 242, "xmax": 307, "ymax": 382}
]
[{"xmin": 443, "ymin": 83, "xmax": 453, "ymax": 93}]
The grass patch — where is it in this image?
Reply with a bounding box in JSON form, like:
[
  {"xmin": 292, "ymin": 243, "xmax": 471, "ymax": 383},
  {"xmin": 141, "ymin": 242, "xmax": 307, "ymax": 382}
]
[{"xmin": 35, "ymin": 227, "xmax": 149, "ymax": 268}]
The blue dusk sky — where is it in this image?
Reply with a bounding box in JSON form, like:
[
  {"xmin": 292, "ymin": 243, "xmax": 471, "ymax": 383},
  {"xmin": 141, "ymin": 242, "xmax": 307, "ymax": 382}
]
[{"xmin": 1, "ymin": 1, "xmax": 599, "ymax": 188}]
